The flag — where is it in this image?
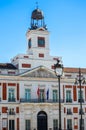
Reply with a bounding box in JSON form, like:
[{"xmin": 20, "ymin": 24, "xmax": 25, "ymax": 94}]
[
  {"xmin": 37, "ymin": 87, "xmax": 40, "ymax": 97},
  {"xmin": 46, "ymin": 89, "xmax": 49, "ymax": 100}
]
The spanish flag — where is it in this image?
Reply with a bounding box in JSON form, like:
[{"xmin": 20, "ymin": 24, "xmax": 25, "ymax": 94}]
[{"xmin": 37, "ymin": 87, "xmax": 40, "ymax": 97}]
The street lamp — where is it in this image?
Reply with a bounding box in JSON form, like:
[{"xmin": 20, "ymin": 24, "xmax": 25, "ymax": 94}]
[
  {"xmin": 7, "ymin": 109, "xmax": 8, "ymax": 130},
  {"xmin": 54, "ymin": 59, "xmax": 63, "ymax": 130},
  {"xmin": 75, "ymin": 68, "xmax": 86, "ymax": 130}
]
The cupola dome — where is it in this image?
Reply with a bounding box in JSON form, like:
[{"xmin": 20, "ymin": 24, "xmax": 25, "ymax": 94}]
[
  {"xmin": 31, "ymin": 8, "xmax": 44, "ymax": 20},
  {"xmin": 30, "ymin": 7, "xmax": 47, "ymax": 30}
]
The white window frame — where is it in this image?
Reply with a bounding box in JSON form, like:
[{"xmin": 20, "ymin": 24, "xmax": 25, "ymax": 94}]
[
  {"xmin": 25, "ymin": 88, "xmax": 31, "ymax": 100},
  {"xmin": 65, "ymin": 88, "xmax": 73, "ymax": 102},
  {"xmin": 7, "ymin": 87, "xmax": 16, "ymax": 101}
]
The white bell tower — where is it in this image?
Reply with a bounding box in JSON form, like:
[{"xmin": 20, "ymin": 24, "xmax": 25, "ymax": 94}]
[
  {"xmin": 26, "ymin": 7, "xmax": 50, "ymax": 59},
  {"xmin": 11, "ymin": 6, "xmax": 62, "ymax": 73}
]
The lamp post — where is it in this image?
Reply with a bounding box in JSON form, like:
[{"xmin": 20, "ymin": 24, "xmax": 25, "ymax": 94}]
[
  {"xmin": 75, "ymin": 68, "xmax": 85, "ymax": 130},
  {"xmin": 54, "ymin": 59, "xmax": 63, "ymax": 130},
  {"xmin": 7, "ymin": 109, "xmax": 8, "ymax": 130}
]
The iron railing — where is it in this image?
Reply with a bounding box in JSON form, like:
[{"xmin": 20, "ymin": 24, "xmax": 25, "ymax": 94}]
[
  {"xmin": 8, "ymin": 98, "xmax": 16, "ymax": 102},
  {"xmin": 20, "ymin": 98, "xmax": 64, "ymax": 103},
  {"xmin": 66, "ymin": 99, "xmax": 72, "ymax": 103}
]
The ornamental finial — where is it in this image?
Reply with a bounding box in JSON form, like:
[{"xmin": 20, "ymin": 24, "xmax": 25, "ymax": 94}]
[{"xmin": 36, "ymin": 1, "xmax": 38, "ymax": 9}]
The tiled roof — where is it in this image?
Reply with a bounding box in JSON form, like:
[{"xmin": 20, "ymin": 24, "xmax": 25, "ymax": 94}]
[
  {"xmin": 64, "ymin": 67, "xmax": 86, "ymax": 73},
  {"xmin": 0, "ymin": 63, "xmax": 17, "ymax": 70}
]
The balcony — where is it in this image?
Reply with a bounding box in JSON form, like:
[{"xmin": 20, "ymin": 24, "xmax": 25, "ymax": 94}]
[
  {"xmin": 8, "ymin": 98, "xmax": 16, "ymax": 102},
  {"xmin": 8, "ymin": 111, "xmax": 15, "ymax": 115},
  {"xmin": 66, "ymin": 99, "xmax": 72, "ymax": 103},
  {"xmin": 67, "ymin": 111, "xmax": 72, "ymax": 115},
  {"xmin": 20, "ymin": 98, "xmax": 64, "ymax": 103},
  {"xmin": 78, "ymin": 99, "xmax": 84, "ymax": 103}
]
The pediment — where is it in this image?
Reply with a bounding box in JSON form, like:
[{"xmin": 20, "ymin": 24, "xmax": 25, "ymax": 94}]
[
  {"xmin": 20, "ymin": 66, "xmax": 56, "ymax": 78},
  {"xmin": 37, "ymin": 27, "xmax": 45, "ymax": 31}
]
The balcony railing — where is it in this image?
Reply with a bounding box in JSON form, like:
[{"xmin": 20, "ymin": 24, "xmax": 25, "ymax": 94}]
[
  {"xmin": 8, "ymin": 111, "xmax": 15, "ymax": 115},
  {"xmin": 66, "ymin": 99, "xmax": 72, "ymax": 103},
  {"xmin": 78, "ymin": 99, "xmax": 84, "ymax": 103},
  {"xmin": 8, "ymin": 98, "xmax": 16, "ymax": 102},
  {"xmin": 67, "ymin": 111, "xmax": 72, "ymax": 115},
  {"xmin": 20, "ymin": 98, "xmax": 64, "ymax": 103}
]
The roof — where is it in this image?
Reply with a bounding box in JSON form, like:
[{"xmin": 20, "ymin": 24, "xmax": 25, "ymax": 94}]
[
  {"xmin": 64, "ymin": 67, "xmax": 86, "ymax": 73},
  {"xmin": 31, "ymin": 8, "xmax": 44, "ymax": 20},
  {"xmin": 0, "ymin": 63, "xmax": 17, "ymax": 70}
]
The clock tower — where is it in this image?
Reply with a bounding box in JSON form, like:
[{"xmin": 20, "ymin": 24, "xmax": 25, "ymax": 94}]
[
  {"xmin": 26, "ymin": 7, "xmax": 50, "ymax": 59},
  {"xmin": 11, "ymin": 6, "xmax": 61, "ymax": 73}
]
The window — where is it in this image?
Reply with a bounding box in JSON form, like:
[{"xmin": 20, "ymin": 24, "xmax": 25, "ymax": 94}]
[
  {"xmin": 2, "ymin": 119, "xmax": 7, "ymax": 128},
  {"xmin": 67, "ymin": 108, "xmax": 72, "ymax": 115},
  {"xmin": 79, "ymin": 119, "xmax": 84, "ymax": 130},
  {"xmin": 53, "ymin": 90, "xmax": 58, "ymax": 102},
  {"xmin": 39, "ymin": 89, "xmax": 45, "ymax": 102},
  {"xmin": 78, "ymin": 90, "xmax": 84, "ymax": 102},
  {"xmin": 9, "ymin": 120, "xmax": 15, "ymax": 130},
  {"xmin": 8, "ymin": 88, "xmax": 15, "ymax": 102},
  {"xmin": 38, "ymin": 37, "xmax": 45, "ymax": 47},
  {"xmin": 25, "ymin": 120, "xmax": 31, "ymax": 130},
  {"xmin": 67, "ymin": 119, "xmax": 72, "ymax": 130},
  {"xmin": 66, "ymin": 90, "xmax": 72, "ymax": 102},
  {"xmin": 25, "ymin": 89, "xmax": 31, "ymax": 101},
  {"xmin": 9, "ymin": 108, "xmax": 15, "ymax": 115},
  {"xmin": 28, "ymin": 39, "xmax": 31, "ymax": 49},
  {"xmin": 53, "ymin": 119, "xmax": 58, "ymax": 130}
]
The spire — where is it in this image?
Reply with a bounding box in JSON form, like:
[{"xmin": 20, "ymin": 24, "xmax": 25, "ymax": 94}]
[{"xmin": 36, "ymin": 1, "xmax": 38, "ymax": 9}]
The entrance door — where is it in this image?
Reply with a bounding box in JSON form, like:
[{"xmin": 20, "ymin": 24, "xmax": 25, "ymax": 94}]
[
  {"xmin": 37, "ymin": 111, "xmax": 47, "ymax": 130},
  {"xmin": 9, "ymin": 120, "xmax": 15, "ymax": 130}
]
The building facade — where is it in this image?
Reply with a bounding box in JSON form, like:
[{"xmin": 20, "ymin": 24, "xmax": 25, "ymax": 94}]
[{"xmin": 0, "ymin": 7, "xmax": 86, "ymax": 130}]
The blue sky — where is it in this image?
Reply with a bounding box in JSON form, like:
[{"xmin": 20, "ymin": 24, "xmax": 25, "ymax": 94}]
[{"xmin": 0, "ymin": 0, "xmax": 86, "ymax": 68}]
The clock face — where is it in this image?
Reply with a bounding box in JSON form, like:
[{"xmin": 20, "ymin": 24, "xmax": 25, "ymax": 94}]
[{"xmin": 55, "ymin": 68, "xmax": 62, "ymax": 76}]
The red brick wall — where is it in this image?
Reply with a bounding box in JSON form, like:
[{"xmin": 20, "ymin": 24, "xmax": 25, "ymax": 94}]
[
  {"xmin": 65, "ymin": 85, "xmax": 72, "ymax": 88},
  {"xmin": 17, "ymin": 83, "xmax": 19, "ymax": 100},
  {"xmin": 2, "ymin": 107, "xmax": 7, "ymax": 113},
  {"xmin": 24, "ymin": 56, "xmax": 29, "ymax": 58},
  {"xmin": 73, "ymin": 86, "xmax": 77, "ymax": 101},
  {"xmin": 17, "ymin": 118, "xmax": 19, "ymax": 130},
  {"xmin": 2, "ymin": 128, "xmax": 6, "ymax": 130},
  {"xmin": 85, "ymin": 86, "xmax": 86, "ymax": 101},
  {"xmin": 73, "ymin": 107, "xmax": 78, "ymax": 113},
  {"xmin": 74, "ymin": 125, "xmax": 78, "ymax": 129},
  {"xmin": 16, "ymin": 107, "xmax": 19, "ymax": 113},
  {"xmin": 64, "ymin": 107, "xmax": 66, "ymax": 113},
  {"xmin": 39, "ymin": 53, "xmax": 44, "ymax": 57},
  {"xmin": 8, "ymin": 83, "xmax": 16, "ymax": 86},
  {"xmin": 64, "ymin": 118, "xmax": 66, "ymax": 130},
  {"xmin": 3, "ymin": 83, "xmax": 7, "ymax": 100},
  {"xmin": 22, "ymin": 63, "xmax": 31, "ymax": 68}
]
